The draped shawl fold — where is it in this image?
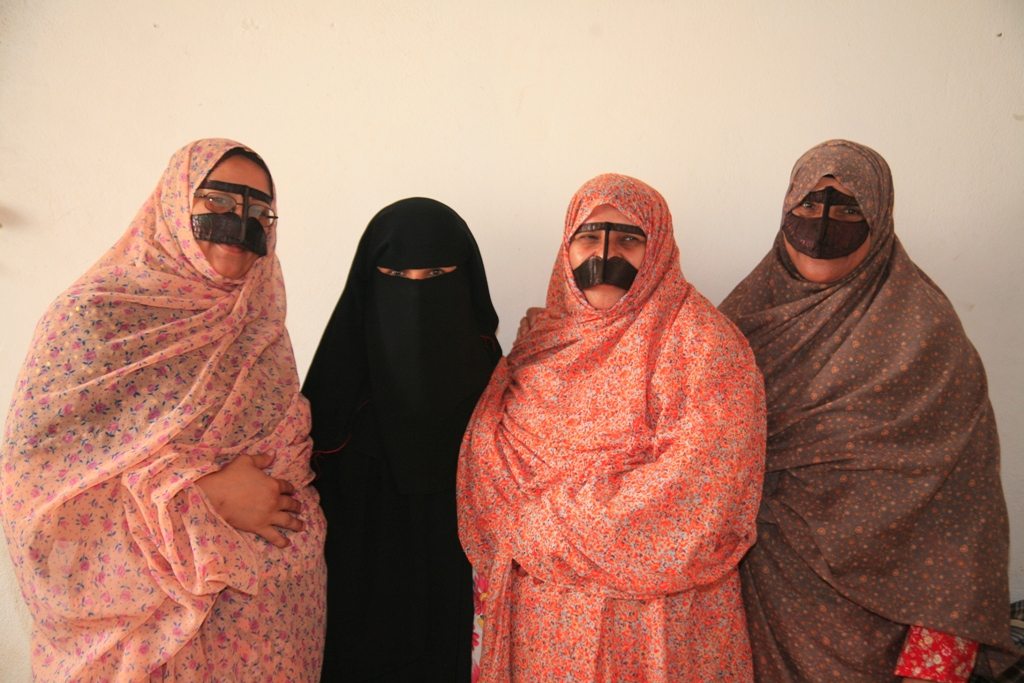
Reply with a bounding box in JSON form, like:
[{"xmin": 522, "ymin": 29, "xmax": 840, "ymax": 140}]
[
  {"xmin": 458, "ymin": 174, "xmax": 767, "ymax": 682},
  {"xmin": 1, "ymin": 139, "xmax": 326, "ymax": 680},
  {"xmin": 720, "ymin": 140, "xmax": 1014, "ymax": 680}
]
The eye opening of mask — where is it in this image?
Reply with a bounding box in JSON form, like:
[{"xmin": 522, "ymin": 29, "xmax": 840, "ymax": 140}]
[
  {"xmin": 792, "ymin": 188, "xmax": 863, "ymax": 223},
  {"xmin": 194, "ymin": 180, "xmax": 277, "ymax": 229},
  {"xmin": 375, "ymin": 265, "xmax": 458, "ymax": 280}
]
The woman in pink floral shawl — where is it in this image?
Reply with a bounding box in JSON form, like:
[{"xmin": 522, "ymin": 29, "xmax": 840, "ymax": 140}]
[{"xmin": 0, "ymin": 139, "xmax": 326, "ymax": 680}]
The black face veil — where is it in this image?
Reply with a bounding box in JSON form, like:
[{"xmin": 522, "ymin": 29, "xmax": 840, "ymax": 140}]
[{"xmin": 301, "ymin": 198, "xmax": 501, "ymax": 493}]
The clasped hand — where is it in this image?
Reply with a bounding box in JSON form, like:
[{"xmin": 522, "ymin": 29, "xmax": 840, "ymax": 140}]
[{"xmin": 196, "ymin": 453, "xmax": 303, "ymax": 548}]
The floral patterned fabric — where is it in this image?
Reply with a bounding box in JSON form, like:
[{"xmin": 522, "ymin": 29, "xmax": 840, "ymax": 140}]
[
  {"xmin": 471, "ymin": 569, "xmax": 487, "ymax": 682},
  {"xmin": 458, "ymin": 174, "xmax": 766, "ymax": 682},
  {"xmin": 0, "ymin": 139, "xmax": 326, "ymax": 681},
  {"xmin": 720, "ymin": 140, "xmax": 1016, "ymax": 681},
  {"xmin": 896, "ymin": 626, "xmax": 979, "ymax": 682}
]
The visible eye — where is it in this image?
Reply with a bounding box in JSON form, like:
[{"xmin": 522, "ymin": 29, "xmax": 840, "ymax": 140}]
[
  {"xmin": 827, "ymin": 205, "xmax": 864, "ymax": 222},
  {"xmin": 425, "ymin": 268, "xmax": 447, "ymax": 278},
  {"xmin": 572, "ymin": 232, "xmax": 600, "ymax": 243},
  {"xmin": 792, "ymin": 201, "xmax": 822, "ymax": 218},
  {"xmin": 383, "ymin": 268, "xmax": 407, "ymax": 278},
  {"xmin": 247, "ymin": 204, "xmax": 278, "ymax": 228},
  {"xmin": 621, "ymin": 234, "xmax": 646, "ymax": 245},
  {"xmin": 197, "ymin": 193, "xmax": 236, "ymax": 213}
]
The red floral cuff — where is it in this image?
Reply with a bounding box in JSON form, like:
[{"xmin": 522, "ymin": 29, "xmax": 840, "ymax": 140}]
[{"xmin": 894, "ymin": 624, "xmax": 978, "ymax": 682}]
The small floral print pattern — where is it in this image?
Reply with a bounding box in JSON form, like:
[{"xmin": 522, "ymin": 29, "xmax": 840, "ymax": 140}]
[
  {"xmin": 721, "ymin": 140, "xmax": 1012, "ymax": 680},
  {"xmin": 471, "ymin": 570, "xmax": 487, "ymax": 682},
  {"xmin": 459, "ymin": 174, "xmax": 766, "ymax": 682},
  {"xmin": 895, "ymin": 625, "xmax": 979, "ymax": 682},
  {"xmin": 1, "ymin": 139, "xmax": 326, "ymax": 681}
]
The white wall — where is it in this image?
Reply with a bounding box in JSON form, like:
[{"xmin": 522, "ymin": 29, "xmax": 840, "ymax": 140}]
[{"xmin": 1, "ymin": 1, "xmax": 1021, "ymax": 678}]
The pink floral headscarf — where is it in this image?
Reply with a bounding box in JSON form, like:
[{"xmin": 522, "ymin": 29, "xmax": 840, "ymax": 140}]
[{"xmin": 1, "ymin": 139, "xmax": 322, "ymax": 679}]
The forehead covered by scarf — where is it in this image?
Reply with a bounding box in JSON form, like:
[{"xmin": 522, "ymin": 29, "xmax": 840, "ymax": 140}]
[
  {"xmin": 363, "ymin": 197, "xmax": 473, "ymax": 271},
  {"xmin": 200, "ymin": 147, "xmax": 275, "ymax": 199},
  {"xmin": 783, "ymin": 139, "xmax": 894, "ymax": 241},
  {"xmin": 557, "ymin": 174, "xmax": 678, "ymax": 312}
]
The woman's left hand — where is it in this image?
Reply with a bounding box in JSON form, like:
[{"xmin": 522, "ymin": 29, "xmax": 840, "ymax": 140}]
[{"xmin": 196, "ymin": 453, "xmax": 304, "ymax": 548}]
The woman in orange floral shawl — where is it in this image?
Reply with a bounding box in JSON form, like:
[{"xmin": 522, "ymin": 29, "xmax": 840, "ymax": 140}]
[
  {"xmin": 1, "ymin": 139, "xmax": 326, "ymax": 680},
  {"xmin": 457, "ymin": 173, "xmax": 766, "ymax": 682}
]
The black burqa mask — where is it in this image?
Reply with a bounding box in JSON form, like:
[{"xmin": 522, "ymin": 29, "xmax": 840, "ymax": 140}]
[
  {"xmin": 781, "ymin": 186, "xmax": 869, "ymax": 260},
  {"xmin": 191, "ymin": 148, "xmax": 274, "ymax": 257},
  {"xmin": 571, "ymin": 222, "xmax": 645, "ymax": 291},
  {"xmin": 302, "ymin": 198, "xmax": 501, "ymax": 493}
]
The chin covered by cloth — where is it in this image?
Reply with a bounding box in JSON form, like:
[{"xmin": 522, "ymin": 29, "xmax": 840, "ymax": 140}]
[
  {"xmin": 457, "ymin": 174, "xmax": 767, "ymax": 682},
  {"xmin": 0, "ymin": 139, "xmax": 326, "ymax": 680},
  {"xmin": 720, "ymin": 139, "xmax": 1018, "ymax": 681},
  {"xmin": 302, "ymin": 197, "xmax": 500, "ymax": 682}
]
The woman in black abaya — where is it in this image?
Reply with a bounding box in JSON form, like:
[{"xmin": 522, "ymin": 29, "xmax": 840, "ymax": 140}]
[{"xmin": 303, "ymin": 198, "xmax": 501, "ymax": 682}]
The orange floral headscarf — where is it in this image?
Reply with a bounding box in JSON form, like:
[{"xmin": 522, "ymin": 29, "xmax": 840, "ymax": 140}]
[{"xmin": 458, "ymin": 174, "xmax": 766, "ymax": 681}]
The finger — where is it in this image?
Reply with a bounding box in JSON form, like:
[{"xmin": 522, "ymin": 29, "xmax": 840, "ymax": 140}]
[
  {"xmin": 249, "ymin": 453, "xmax": 274, "ymax": 470},
  {"xmin": 270, "ymin": 512, "xmax": 304, "ymax": 533},
  {"xmin": 278, "ymin": 495, "xmax": 302, "ymax": 514},
  {"xmin": 257, "ymin": 526, "xmax": 290, "ymax": 548},
  {"xmin": 277, "ymin": 478, "xmax": 296, "ymax": 496}
]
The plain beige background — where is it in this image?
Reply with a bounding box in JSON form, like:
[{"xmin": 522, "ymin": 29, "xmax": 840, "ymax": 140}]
[{"xmin": 1, "ymin": 1, "xmax": 1022, "ymax": 679}]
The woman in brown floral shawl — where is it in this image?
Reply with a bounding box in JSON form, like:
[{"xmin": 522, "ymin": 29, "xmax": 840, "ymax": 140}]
[{"xmin": 720, "ymin": 139, "xmax": 1016, "ymax": 681}]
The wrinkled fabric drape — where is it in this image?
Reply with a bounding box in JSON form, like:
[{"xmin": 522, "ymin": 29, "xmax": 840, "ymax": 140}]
[
  {"xmin": 1, "ymin": 138, "xmax": 325, "ymax": 681},
  {"xmin": 303, "ymin": 198, "xmax": 500, "ymax": 681},
  {"xmin": 720, "ymin": 139, "xmax": 1016, "ymax": 681},
  {"xmin": 459, "ymin": 174, "xmax": 766, "ymax": 682}
]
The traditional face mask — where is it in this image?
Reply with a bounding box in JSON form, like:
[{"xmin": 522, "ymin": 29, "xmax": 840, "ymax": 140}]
[
  {"xmin": 782, "ymin": 186, "xmax": 869, "ymax": 260},
  {"xmin": 190, "ymin": 180, "xmax": 273, "ymax": 256},
  {"xmin": 571, "ymin": 222, "xmax": 646, "ymax": 291}
]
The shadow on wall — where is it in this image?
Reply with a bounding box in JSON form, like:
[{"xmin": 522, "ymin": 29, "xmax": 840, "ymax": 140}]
[{"xmin": 0, "ymin": 204, "xmax": 28, "ymax": 231}]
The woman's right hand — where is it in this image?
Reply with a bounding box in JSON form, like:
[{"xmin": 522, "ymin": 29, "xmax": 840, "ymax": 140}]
[{"xmin": 196, "ymin": 454, "xmax": 303, "ymax": 548}]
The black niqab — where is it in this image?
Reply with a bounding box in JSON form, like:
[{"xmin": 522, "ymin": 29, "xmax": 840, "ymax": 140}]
[
  {"xmin": 302, "ymin": 197, "xmax": 500, "ymax": 493},
  {"xmin": 303, "ymin": 198, "xmax": 500, "ymax": 681}
]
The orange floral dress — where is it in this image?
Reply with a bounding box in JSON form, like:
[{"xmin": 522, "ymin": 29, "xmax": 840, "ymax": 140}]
[
  {"xmin": 458, "ymin": 174, "xmax": 766, "ymax": 682},
  {"xmin": 1, "ymin": 139, "xmax": 326, "ymax": 681}
]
